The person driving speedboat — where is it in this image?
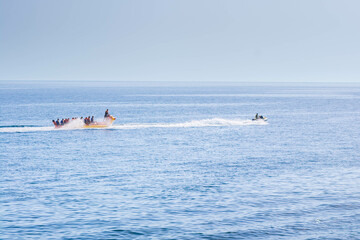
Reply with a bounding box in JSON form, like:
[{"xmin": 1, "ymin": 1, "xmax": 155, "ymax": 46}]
[{"xmin": 253, "ymin": 113, "xmax": 267, "ymax": 121}]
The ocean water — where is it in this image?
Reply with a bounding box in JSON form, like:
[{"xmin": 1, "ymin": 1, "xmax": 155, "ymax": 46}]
[{"xmin": 1, "ymin": 82, "xmax": 360, "ymax": 239}]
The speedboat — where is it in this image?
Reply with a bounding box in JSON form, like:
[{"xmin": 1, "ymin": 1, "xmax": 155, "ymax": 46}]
[{"xmin": 252, "ymin": 116, "xmax": 267, "ymax": 121}]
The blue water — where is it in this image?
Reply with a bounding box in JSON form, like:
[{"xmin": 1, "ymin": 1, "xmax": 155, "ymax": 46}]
[{"xmin": 1, "ymin": 82, "xmax": 360, "ymax": 239}]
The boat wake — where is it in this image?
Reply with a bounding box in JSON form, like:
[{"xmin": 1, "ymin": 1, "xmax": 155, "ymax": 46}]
[
  {"xmin": 109, "ymin": 118, "xmax": 267, "ymax": 130},
  {"xmin": 0, "ymin": 118, "xmax": 268, "ymax": 133}
]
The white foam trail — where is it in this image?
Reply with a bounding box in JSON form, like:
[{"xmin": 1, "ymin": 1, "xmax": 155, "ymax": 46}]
[
  {"xmin": 107, "ymin": 118, "xmax": 267, "ymax": 129},
  {"xmin": 60, "ymin": 119, "xmax": 85, "ymax": 129},
  {"xmin": 0, "ymin": 126, "xmax": 55, "ymax": 133},
  {"xmin": 0, "ymin": 118, "xmax": 267, "ymax": 133}
]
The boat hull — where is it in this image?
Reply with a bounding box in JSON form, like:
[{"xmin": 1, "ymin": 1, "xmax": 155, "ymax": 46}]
[{"xmin": 252, "ymin": 117, "xmax": 268, "ymax": 121}]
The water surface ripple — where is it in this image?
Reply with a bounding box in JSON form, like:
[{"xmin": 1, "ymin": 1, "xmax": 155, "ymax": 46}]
[{"xmin": 1, "ymin": 84, "xmax": 360, "ymax": 239}]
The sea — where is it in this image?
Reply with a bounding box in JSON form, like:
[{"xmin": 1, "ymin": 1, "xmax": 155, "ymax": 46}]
[{"xmin": 1, "ymin": 81, "xmax": 360, "ymax": 239}]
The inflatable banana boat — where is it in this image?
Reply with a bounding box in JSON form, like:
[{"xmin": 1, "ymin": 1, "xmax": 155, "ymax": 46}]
[
  {"xmin": 83, "ymin": 115, "xmax": 116, "ymax": 128},
  {"xmin": 53, "ymin": 115, "xmax": 116, "ymax": 129}
]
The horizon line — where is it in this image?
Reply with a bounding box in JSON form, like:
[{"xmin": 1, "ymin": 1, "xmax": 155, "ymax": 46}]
[{"xmin": 1, "ymin": 80, "xmax": 360, "ymax": 83}]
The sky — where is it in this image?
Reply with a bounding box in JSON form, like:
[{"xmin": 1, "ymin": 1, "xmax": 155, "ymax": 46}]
[{"xmin": 0, "ymin": 0, "xmax": 359, "ymax": 82}]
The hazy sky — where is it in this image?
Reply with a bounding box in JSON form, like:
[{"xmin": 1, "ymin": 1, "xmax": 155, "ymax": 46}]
[{"xmin": 0, "ymin": 0, "xmax": 359, "ymax": 82}]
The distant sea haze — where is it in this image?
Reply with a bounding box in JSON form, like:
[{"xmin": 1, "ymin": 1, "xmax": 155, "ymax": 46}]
[
  {"xmin": 1, "ymin": 83, "xmax": 360, "ymax": 239},
  {"xmin": 1, "ymin": 80, "xmax": 360, "ymax": 89}
]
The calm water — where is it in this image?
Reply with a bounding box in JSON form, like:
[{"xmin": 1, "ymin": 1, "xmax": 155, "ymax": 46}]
[{"xmin": 1, "ymin": 83, "xmax": 360, "ymax": 239}]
